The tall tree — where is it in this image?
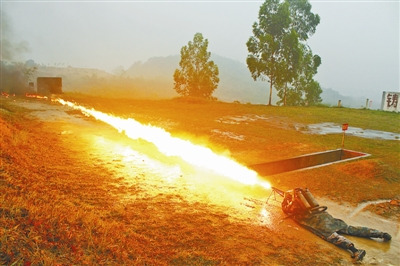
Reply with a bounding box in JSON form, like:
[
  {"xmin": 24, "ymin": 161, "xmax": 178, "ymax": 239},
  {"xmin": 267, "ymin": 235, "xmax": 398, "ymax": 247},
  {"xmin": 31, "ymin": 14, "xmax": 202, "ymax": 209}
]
[
  {"xmin": 247, "ymin": 0, "xmax": 320, "ymax": 106},
  {"xmin": 246, "ymin": 0, "xmax": 290, "ymax": 105},
  {"xmin": 277, "ymin": 44, "xmax": 322, "ymax": 106},
  {"xmin": 173, "ymin": 33, "xmax": 219, "ymax": 99},
  {"xmin": 287, "ymin": 0, "xmax": 320, "ymax": 41},
  {"xmin": 275, "ymin": 29, "xmax": 302, "ymax": 106},
  {"xmin": 298, "ymin": 47, "xmax": 322, "ymax": 105}
]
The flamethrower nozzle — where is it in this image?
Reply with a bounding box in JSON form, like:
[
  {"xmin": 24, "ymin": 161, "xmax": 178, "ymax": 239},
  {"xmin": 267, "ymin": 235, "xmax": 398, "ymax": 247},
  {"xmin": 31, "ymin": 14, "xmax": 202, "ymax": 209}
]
[{"xmin": 259, "ymin": 181, "xmax": 271, "ymax": 189}]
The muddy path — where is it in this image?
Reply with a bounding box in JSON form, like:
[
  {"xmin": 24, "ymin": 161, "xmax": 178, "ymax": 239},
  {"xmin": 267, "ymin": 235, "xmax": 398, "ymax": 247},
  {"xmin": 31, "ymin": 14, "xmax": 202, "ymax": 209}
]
[{"xmin": 10, "ymin": 98, "xmax": 400, "ymax": 265}]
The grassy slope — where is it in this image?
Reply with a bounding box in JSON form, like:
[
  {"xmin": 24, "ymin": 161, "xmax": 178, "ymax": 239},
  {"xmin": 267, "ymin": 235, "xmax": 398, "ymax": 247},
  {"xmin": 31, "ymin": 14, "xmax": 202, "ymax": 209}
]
[
  {"xmin": 1, "ymin": 95, "xmax": 398, "ymax": 265},
  {"xmin": 62, "ymin": 95, "xmax": 400, "ymax": 206}
]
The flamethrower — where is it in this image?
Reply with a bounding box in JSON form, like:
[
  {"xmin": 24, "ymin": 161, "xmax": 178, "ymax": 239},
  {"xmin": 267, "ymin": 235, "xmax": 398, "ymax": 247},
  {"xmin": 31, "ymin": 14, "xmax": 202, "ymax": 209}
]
[{"xmin": 268, "ymin": 187, "xmax": 327, "ymax": 215}]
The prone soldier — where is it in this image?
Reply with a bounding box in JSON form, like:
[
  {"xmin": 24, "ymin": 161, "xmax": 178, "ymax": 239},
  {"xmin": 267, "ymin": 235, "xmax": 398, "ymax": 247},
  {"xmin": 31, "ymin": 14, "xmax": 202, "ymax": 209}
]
[{"xmin": 279, "ymin": 187, "xmax": 392, "ymax": 262}]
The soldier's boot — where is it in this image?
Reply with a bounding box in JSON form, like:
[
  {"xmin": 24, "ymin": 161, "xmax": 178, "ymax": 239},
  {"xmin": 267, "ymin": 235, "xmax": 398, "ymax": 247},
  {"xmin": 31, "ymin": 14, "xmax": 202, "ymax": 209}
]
[
  {"xmin": 352, "ymin": 249, "xmax": 366, "ymax": 262},
  {"xmin": 382, "ymin": 233, "xmax": 392, "ymax": 241},
  {"xmin": 368, "ymin": 229, "xmax": 392, "ymax": 241},
  {"xmin": 327, "ymin": 233, "xmax": 366, "ymax": 261},
  {"xmin": 349, "ymin": 244, "xmax": 366, "ymax": 262}
]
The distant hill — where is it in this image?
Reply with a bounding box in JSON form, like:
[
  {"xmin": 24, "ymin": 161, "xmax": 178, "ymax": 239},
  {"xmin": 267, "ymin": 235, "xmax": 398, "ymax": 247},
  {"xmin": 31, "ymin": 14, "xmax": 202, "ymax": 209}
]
[
  {"xmin": 33, "ymin": 64, "xmax": 175, "ymax": 99},
  {"xmin": 32, "ymin": 57, "xmax": 377, "ymax": 108},
  {"xmin": 320, "ymin": 88, "xmax": 375, "ymax": 108},
  {"xmin": 125, "ymin": 54, "xmax": 277, "ymax": 104},
  {"xmin": 31, "ymin": 55, "xmax": 277, "ymax": 103}
]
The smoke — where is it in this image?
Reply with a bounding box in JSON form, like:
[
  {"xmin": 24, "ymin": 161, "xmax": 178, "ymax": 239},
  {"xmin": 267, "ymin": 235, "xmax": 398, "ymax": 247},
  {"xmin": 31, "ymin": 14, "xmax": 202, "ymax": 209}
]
[
  {"xmin": 1, "ymin": 18, "xmax": 29, "ymax": 61},
  {"xmin": 1, "ymin": 11, "xmax": 33, "ymax": 94}
]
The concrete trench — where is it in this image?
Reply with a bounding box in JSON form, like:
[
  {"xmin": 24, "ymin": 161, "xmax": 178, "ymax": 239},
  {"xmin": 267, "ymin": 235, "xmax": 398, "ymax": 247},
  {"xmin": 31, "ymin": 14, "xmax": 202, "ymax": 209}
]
[{"xmin": 249, "ymin": 149, "xmax": 370, "ymax": 176}]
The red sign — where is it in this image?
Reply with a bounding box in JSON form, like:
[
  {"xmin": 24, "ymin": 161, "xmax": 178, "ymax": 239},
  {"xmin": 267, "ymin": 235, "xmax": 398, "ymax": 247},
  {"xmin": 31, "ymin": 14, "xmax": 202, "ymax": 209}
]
[{"xmin": 342, "ymin": 123, "xmax": 349, "ymax": 131}]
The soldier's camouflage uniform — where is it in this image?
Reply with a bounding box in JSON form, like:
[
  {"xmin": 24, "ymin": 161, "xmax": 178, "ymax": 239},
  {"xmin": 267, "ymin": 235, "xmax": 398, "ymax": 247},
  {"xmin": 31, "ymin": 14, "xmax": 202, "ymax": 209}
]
[
  {"xmin": 292, "ymin": 211, "xmax": 386, "ymax": 250},
  {"xmin": 281, "ymin": 189, "xmax": 390, "ymax": 260}
]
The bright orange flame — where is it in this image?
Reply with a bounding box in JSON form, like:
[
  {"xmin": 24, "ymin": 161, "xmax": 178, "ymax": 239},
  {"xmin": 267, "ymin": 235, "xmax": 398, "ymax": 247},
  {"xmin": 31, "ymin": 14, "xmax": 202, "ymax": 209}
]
[
  {"xmin": 55, "ymin": 98, "xmax": 271, "ymax": 189},
  {"xmin": 25, "ymin": 93, "xmax": 48, "ymax": 99}
]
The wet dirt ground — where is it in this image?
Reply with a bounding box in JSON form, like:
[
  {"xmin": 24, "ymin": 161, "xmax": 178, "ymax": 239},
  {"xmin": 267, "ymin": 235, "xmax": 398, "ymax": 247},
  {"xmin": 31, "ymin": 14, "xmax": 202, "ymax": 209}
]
[
  {"xmin": 216, "ymin": 115, "xmax": 400, "ymax": 141},
  {"xmin": 12, "ymin": 99, "xmax": 400, "ymax": 265}
]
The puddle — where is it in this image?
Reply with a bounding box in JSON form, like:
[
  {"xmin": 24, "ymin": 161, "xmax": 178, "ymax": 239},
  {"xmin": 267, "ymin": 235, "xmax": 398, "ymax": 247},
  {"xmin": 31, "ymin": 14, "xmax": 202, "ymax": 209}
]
[
  {"xmin": 211, "ymin": 129, "xmax": 245, "ymax": 141},
  {"xmin": 216, "ymin": 114, "xmax": 271, "ymax": 124},
  {"xmin": 306, "ymin": 122, "xmax": 400, "ymax": 141},
  {"xmin": 216, "ymin": 115, "xmax": 400, "ymax": 141}
]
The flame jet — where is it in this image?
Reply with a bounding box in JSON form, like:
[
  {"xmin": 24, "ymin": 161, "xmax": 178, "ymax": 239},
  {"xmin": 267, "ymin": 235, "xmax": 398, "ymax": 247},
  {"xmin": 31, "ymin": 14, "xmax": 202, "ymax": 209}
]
[{"xmin": 55, "ymin": 98, "xmax": 271, "ymax": 189}]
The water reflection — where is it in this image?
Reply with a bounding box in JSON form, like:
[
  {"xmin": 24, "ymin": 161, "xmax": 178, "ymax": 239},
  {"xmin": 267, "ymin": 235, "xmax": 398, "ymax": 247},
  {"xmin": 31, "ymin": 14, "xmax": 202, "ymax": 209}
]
[
  {"xmin": 259, "ymin": 208, "xmax": 271, "ymax": 226},
  {"xmin": 89, "ymin": 135, "xmax": 273, "ymax": 225},
  {"xmin": 306, "ymin": 122, "xmax": 400, "ymax": 140}
]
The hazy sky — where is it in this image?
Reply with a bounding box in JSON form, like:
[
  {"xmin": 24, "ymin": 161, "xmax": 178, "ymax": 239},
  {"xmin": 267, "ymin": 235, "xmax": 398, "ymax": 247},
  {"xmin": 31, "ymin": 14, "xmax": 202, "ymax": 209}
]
[{"xmin": 1, "ymin": 0, "xmax": 399, "ymax": 102}]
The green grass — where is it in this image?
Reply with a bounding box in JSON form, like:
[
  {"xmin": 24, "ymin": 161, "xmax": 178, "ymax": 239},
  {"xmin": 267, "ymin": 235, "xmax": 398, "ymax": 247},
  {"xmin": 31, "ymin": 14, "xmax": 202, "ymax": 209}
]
[{"xmin": 61, "ymin": 94, "xmax": 400, "ymax": 206}]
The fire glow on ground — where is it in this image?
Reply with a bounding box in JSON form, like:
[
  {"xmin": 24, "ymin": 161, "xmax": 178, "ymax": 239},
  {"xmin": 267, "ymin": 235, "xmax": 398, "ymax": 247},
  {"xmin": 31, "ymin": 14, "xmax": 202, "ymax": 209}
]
[{"xmin": 54, "ymin": 98, "xmax": 271, "ymax": 191}]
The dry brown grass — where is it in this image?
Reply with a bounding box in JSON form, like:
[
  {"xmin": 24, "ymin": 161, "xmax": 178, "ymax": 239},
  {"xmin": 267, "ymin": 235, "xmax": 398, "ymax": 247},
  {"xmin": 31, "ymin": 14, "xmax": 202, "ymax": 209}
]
[
  {"xmin": 1, "ymin": 95, "xmax": 398, "ymax": 265},
  {"xmin": 1, "ymin": 99, "xmax": 346, "ymax": 265}
]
